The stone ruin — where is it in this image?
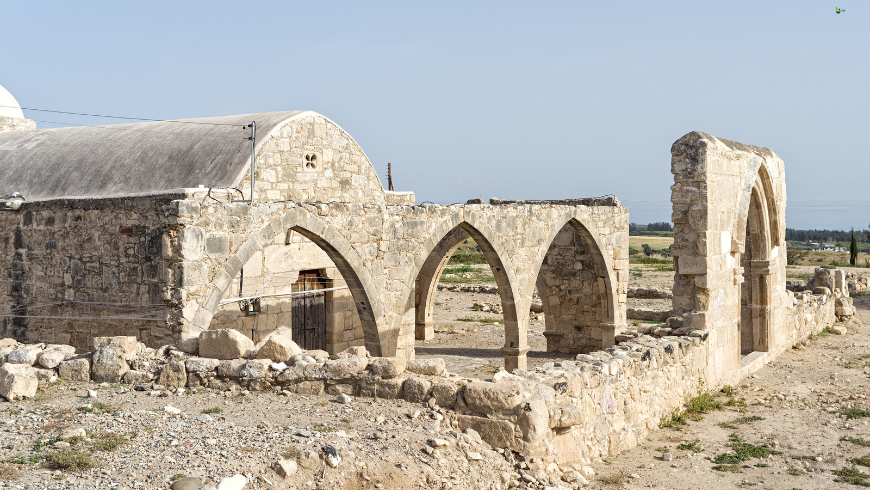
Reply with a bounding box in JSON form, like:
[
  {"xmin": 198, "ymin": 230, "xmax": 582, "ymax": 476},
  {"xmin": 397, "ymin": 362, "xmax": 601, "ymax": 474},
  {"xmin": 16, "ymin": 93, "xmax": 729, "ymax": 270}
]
[{"xmin": 0, "ymin": 85, "xmax": 858, "ymax": 471}]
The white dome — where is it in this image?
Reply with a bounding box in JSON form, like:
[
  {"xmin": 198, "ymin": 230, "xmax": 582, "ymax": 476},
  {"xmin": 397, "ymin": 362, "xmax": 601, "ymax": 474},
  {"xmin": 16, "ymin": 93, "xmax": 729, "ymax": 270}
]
[{"xmin": 0, "ymin": 84, "xmax": 25, "ymax": 119}]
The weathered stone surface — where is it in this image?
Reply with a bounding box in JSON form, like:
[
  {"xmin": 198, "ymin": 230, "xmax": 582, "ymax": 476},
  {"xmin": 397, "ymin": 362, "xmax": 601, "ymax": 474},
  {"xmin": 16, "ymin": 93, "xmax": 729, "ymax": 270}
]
[
  {"xmin": 0, "ymin": 363, "xmax": 38, "ymax": 400},
  {"xmin": 199, "ymin": 330, "xmax": 255, "ymax": 360},
  {"xmin": 123, "ymin": 370, "xmax": 153, "ymax": 385},
  {"xmin": 273, "ymin": 459, "xmax": 298, "ymax": 478},
  {"xmin": 456, "ymin": 415, "xmax": 515, "ymax": 449},
  {"xmin": 5, "ymin": 347, "xmax": 40, "ymax": 365},
  {"xmin": 463, "ymin": 382, "xmax": 524, "ymax": 413},
  {"xmin": 185, "ymin": 357, "xmax": 220, "ymax": 373},
  {"xmin": 403, "ymin": 376, "xmax": 432, "ymax": 403},
  {"xmin": 432, "ymin": 382, "xmax": 460, "ymax": 408},
  {"xmin": 91, "ymin": 347, "xmax": 129, "ymax": 383},
  {"xmin": 406, "ymin": 358, "xmax": 445, "ymax": 376},
  {"xmin": 218, "ymin": 359, "xmax": 246, "ymax": 378},
  {"xmin": 158, "ymin": 361, "xmax": 187, "ymax": 389},
  {"xmin": 38, "ymin": 350, "xmax": 66, "ymax": 369},
  {"xmin": 216, "ymin": 474, "xmax": 247, "ymax": 490},
  {"xmin": 370, "ymin": 357, "xmax": 406, "ymax": 378},
  {"xmin": 93, "ymin": 336, "xmax": 139, "ymax": 360},
  {"xmin": 241, "ymin": 359, "xmax": 271, "ymax": 379},
  {"xmin": 169, "ymin": 477, "xmax": 202, "ymax": 490},
  {"xmin": 58, "ymin": 358, "xmax": 90, "ymax": 381},
  {"xmin": 255, "ymin": 335, "xmax": 302, "ymax": 362},
  {"xmin": 323, "ymin": 357, "xmax": 368, "ymax": 378}
]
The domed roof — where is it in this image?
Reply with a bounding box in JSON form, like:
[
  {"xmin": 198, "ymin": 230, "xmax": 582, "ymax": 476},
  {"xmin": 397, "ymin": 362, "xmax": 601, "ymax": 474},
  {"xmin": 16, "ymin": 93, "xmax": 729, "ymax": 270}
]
[{"xmin": 0, "ymin": 84, "xmax": 25, "ymax": 120}]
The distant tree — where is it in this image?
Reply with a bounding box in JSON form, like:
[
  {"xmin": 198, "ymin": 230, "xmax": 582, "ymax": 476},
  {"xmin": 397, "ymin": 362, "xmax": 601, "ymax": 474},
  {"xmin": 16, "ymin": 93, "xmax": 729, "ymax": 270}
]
[
  {"xmin": 642, "ymin": 244, "xmax": 653, "ymax": 256},
  {"xmin": 852, "ymin": 229, "xmax": 860, "ymax": 266}
]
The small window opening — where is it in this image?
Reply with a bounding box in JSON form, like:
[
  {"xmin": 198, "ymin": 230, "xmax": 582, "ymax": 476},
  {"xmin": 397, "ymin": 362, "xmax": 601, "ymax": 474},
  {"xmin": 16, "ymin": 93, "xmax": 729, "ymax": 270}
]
[{"xmin": 304, "ymin": 152, "xmax": 318, "ymax": 170}]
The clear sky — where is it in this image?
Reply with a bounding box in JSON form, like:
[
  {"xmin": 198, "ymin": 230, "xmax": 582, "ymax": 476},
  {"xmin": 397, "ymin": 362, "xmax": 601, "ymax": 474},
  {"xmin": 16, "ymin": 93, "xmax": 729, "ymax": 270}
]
[{"xmin": 2, "ymin": 1, "xmax": 867, "ymax": 229}]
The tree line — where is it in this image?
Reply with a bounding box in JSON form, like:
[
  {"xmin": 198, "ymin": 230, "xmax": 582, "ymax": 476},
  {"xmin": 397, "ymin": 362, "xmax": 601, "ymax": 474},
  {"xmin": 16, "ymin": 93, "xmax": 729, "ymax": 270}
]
[
  {"xmin": 629, "ymin": 222, "xmax": 673, "ymax": 232},
  {"xmin": 786, "ymin": 228, "xmax": 870, "ymax": 243}
]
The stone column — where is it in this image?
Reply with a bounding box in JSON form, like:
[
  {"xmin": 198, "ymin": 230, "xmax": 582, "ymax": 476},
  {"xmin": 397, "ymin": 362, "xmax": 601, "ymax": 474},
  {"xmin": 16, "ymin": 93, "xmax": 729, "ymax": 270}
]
[{"xmin": 501, "ymin": 345, "xmax": 530, "ymax": 372}]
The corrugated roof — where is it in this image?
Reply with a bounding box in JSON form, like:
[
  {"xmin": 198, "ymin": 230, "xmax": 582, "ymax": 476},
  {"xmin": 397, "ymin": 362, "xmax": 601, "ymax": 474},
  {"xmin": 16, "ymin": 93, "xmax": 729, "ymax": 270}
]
[{"xmin": 0, "ymin": 111, "xmax": 307, "ymax": 200}]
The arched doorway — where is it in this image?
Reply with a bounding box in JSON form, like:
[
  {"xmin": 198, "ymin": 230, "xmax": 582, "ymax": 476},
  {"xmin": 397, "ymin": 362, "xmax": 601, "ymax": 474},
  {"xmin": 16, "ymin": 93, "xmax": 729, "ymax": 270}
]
[{"xmin": 739, "ymin": 177, "xmax": 774, "ymax": 356}]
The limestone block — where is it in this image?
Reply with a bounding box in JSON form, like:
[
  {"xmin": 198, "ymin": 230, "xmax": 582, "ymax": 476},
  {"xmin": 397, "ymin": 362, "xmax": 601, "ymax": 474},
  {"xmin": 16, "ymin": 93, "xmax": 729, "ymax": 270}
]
[
  {"xmin": 0, "ymin": 338, "xmax": 15, "ymax": 349},
  {"xmin": 305, "ymin": 349, "xmax": 330, "ymax": 360},
  {"xmin": 0, "ymin": 363, "xmax": 38, "ymax": 401},
  {"xmin": 376, "ymin": 377, "xmax": 405, "ymax": 399},
  {"xmin": 58, "ymin": 358, "xmax": 90, "ymax": 382},
  {"xmin": 91, "ymin": 347, "xmax": 130, "ymax": 383},
  {"xmin": 44, "ymin": 344, "xmax": 76, "ymax": 357},
  {"xmin": 370, "ymin": 357, "xmax": 406, "ymax": 378},
  {"xmin": 218, "ymin": 359, "xmax": 247, "ymax": 378},
  {"xmin": 677, "ymin": 256, "xmax": 707, "ymax": 275},
  {"xmin": 464, "ymin": 382, "xmax": 525, "ymax": 414},
  {"xmin": 517, "ymin": 397, "xmax": 549, "ymax": 444},
  {"xmin": 403, "ymin": 376, "xmax": 432, "ymax": 403},
  {"xmin": 241, "ymin": 359, "xmax": 271, "ymax": 379},
  {"xmin": 323, "ymin": 357, "xmax": 368, "ymax": 378},
  {"xmin": 406, "ymin": 358, "xmax": 445, "ymax": 376},
  {"xmin": 5, "ymin": 347, "xmax": 41, "ymax": 365},
  {"xmin": 178, "ymin": 332, "xmax": 200, "ymax": 355},
  {"xmin": 456, "ymin": 415, "xmax": 515, "ymax": 449},
  {"xmin": 273, "ymin": 459, "xmax": 298, "ymax": 478},
  {"xmin": 255, "ymin": 336, "xmax": 302, "ymax": 362},
  {"xmin": 185, "ymin": 357, "xmax": 220, "ymax": 373},
  {"xmin": 548, "ymin": 403, "xmax": 584, "ymax": 428},
  {"xmin": 123, "ymin": 370, "xmax": 153, "ymax": 385},
  {"xmin": 327, "ymin": 383, "xmax": 355, "ymax": 395},
  {"xmin": 93, "ymin": 337, "xmax": 140, "ymax": 360},
  {"xmin": 158, "ymin": 361, "xmax": 187, "ymax": 389},
  {"xmin": 432, "ymin": 382, "xmax": 460, "ymax": 409},
  {"xmin": 38, "ymin": 350, "xmax": 66, "ymax": 369},
  {"xmin": 200, "ymin": 330, "xmax": 256, "ymax": 360},
  {"xmin": 290, "ymin": 380, "xmax": 324, "ymax": 395}
]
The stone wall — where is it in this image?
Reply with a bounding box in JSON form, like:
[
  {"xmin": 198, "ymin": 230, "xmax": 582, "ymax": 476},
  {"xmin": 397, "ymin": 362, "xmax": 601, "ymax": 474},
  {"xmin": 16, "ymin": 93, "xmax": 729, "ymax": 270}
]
[
  {"xmin": 0, "ymin": 116, "xmax": 36, "ymax": 133},
  {"xmin": 238, "ymin": 113, "xmax": 386, "ymax": 204},
  {"xmin": 0, "ymin": 195, "xmax": 177, "ymax": 351}
]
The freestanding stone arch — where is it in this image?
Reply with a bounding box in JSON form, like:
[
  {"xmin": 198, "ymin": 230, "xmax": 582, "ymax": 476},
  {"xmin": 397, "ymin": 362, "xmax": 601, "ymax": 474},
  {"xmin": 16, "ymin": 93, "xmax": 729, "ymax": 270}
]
[{"xmin": 670, "ymin": 131, "xmax": 787, "ymax": 384}]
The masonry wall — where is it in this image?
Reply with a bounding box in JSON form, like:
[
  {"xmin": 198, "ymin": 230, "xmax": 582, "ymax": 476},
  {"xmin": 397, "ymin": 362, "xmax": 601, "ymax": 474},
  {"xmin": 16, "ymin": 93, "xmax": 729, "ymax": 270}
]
[
  {"xmin": 538, "ymin": 224, "xmax": 604, "ymax": 353},
  {"xmin": 238, "ymin": 113, "xmax": 386, "ymax": 204},
  {"xmin": 0, "ymin": 195, "xmax": 178, "ymax": 351}
]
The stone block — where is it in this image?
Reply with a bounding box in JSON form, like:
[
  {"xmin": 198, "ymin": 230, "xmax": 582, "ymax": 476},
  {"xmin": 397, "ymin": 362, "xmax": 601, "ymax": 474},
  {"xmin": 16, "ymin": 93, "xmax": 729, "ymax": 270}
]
[
  {"xmin": 200, "ymin": 329, "xmax": 255, "ymax": 360},
  {"xmin": 323, "ymin": 357, "xmax": 368, "ymax": 378},
  {"xmin": 158, "ymin": 361, "xmax": 187, "ymax": 389},
  {"xmin": 0, "ymin": 363, "xmax": 38, "ymax": 401},
  {"xmin": 185, "ymin": 357, "xmax": 220, "ymax": 373},
  {"xmin": 38, "ymin": 350, "xmax": 66, "ymax": 369},
  {"xmin": 255, "ymin": 336, "xmax": 302, "ymax": 362},
  {"xmin": 677, "ymin": 256, "xmax": 707, "ymax": 275},
  {"xmin": 376, "ymin": 377, "xmax": 405, "ymax": 399},
  {"xmin": 241, "ymin": 359, "xmax": 271, "ymax": 379},
  {"xmin": 456, "ymin": 415, "xmax": 515, "ymax": 449},
  {"xmin": 93, "ymin": 337, "xmax": 139, "ymax": 360},
  {"xmin": 403, "ymin": 376, "xmax": 432, "ymax": 403},
  {"xmin": 273, "ymin": 459, "xmax": 298, "ymax": 478},
  {"xmin": 432, "ymin": 382, "xmax": 460, "ymax": 409},
  {"xmin": 5, "ymin": 347, "xmax": 40, "ymax": 365},
  {"xmin": 463, "ymin": 382, "xmax": 525, "ymax": 413},
  {"xmin": 370, "ymin": 357, "xmax": 406, "ymax": 378},
  {"xmin": 123, "ymin": 370, "xmax": 153, "ymax": 385},
  {"xmin": 91, "ymin": 347, "xmax": 130, "ymax": 383},
  {"xmin": 58, "ymin": 358, "xmax": 90, "ymax": 381},
  {"xmin": 218, "ymin": 359, "xmax": 246, "ymax": 378},
  {"xmin": 406, "ymin": 358, "xmax": 445, "ymax": 376}
]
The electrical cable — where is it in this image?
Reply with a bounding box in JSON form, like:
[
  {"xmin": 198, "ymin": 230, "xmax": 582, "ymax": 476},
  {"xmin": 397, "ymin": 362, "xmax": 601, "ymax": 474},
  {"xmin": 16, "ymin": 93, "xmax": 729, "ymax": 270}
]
[{"xmin": 0, "ymin": 104, "xmax": 242, "ymax": 127}]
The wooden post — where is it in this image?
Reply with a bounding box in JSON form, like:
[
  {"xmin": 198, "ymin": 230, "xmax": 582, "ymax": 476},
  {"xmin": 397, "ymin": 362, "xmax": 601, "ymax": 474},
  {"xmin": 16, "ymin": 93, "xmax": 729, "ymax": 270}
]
[{"xmin": 388, "ymin": 162, "xmax": 395, "ymax": 191}]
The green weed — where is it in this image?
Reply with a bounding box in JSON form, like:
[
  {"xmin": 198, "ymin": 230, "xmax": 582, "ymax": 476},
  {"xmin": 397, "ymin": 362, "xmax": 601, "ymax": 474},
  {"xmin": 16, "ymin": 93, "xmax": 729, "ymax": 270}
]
[
  {"xmin": 44, "ymin": 448, "xmax": 94, "ymax": 471},
  {"xmin": 678, "ymin": 439, "xmax": 703, "ymax": 453},
  {"xmin": 201, "ymin": 407, "xmax": 223, "ymax": 414},
  {"xmin": 834, "ymin": 466, "xmax": 870, "ymax": 486},
  {"xmin": 842, "ymin": 436, "xmax": 870, "ymax": 447},
  {"xmin": 712, "ymin": 434, "xmax": 781, "ymax": 465}
]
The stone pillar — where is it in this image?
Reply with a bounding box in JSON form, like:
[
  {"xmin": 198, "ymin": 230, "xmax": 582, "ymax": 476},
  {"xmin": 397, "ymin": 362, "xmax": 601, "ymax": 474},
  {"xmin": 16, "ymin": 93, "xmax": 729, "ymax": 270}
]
[
  {"xmin": 501, "ymin": 345, "xmax": 530, "ymax": 372},
  {"xmin": 415, "ymin": 320, "xmax": 434, "ymax": 341},
  {"xmin": 599, "ymin": 322, "xmax": 620, "ymax": 348}
]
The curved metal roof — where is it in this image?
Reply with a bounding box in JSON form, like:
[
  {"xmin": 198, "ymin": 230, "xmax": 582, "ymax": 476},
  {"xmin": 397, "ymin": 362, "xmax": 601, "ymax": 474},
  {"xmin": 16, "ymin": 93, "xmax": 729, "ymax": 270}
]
[{"xmin": 0, "ymin": 111, "xmax": 307, "ymax": 200}]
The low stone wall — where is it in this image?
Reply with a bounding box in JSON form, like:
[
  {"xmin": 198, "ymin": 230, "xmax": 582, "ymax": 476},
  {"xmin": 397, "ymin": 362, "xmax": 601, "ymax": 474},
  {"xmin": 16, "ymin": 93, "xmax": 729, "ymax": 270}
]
[
  {"xmin": 626, "ymin": 308, "xmax": 671, "ymax": 322},
  {"xmin": 626, "ymin": 287, "xmax": 673, "ymax": 299}
]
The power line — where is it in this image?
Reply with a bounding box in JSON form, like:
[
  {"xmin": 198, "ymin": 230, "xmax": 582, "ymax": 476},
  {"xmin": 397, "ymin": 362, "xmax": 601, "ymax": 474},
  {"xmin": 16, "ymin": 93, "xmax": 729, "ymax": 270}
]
[{"xmin": 0, "ymin": 103, "xmax": 244, "ymax": 127}]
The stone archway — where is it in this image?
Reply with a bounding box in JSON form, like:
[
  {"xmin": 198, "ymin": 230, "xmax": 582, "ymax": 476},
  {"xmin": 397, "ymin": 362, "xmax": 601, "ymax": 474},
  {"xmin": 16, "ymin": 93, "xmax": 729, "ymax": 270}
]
[
  {"xmin": 194, "ymin": 208, "xmax": 387, "ymax": 356},
  {"xmin": 738, "ymin": 173, "xmax": 775, "ymax": 357},
  {"xmin": 403, "ymin": 211, "xmax": 525, "ymax": 370},
  {"xmin": 525, "ymin": 214, "xmax": 623, "ymax": 350}
]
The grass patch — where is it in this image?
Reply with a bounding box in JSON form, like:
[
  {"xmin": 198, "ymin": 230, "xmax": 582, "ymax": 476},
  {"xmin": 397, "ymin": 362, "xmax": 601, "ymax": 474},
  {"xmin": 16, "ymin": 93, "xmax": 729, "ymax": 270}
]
[
  {"xmin": 630, "ymin": 256, "xmax": 673, "ymax": 265},
  {"xmin": 44, "ymin": 448, "xmax": 94, "ymax": 471},
  {"xmin": 443, "ymin": 265, "xmax": 477, "ymax": 274},
  {"xmin": 660, "ymin": 407, "xmax": 689, "ymax": 429},
  {"xmin": 787, "ymin": 467, "xmax": 806, "ymax": 476},
  {"xmin": 90, "ymin": 431, "xmax": 127, "ymax": 451},
  {"xmin": 843, "ymin": 436, "xmax": 870, "ymax": 447},
  {"xmin": 713, "ymin": 434, "xmax": 781, "ymax": 466},
  {"xmin": 201, "ymin": 407, "xmax": 223, "ymax": 414},
  {"xmin": 32, "ymin": 437, "xmax": 60, "ymax": 452},
  {"xmin": 855, "ymin": 291, "xmax": 870, "ymax": 297},
  {"xmin": 597, "ymin": 469, "xmax": 630, "ymax": 486},
  {"xmin": 834, "ymin": 466, "xmax": 870, "ymax": 486},
  {"xmin": 455, "ymin": 316, "xmax": 501, "ymax": 324},
  {"xmin": 171, "ymin": 473, "xmax": 184, "ymax": 481},
  {"xmin": 3, "ymin": 454, "xmax": 39, "ymax": 465},
  {"xmin": 282, "ymin": 446, "xmax": 302, "ymax": 459},
  {"xmin": 853, "ymin": 455, "xmax": 870, "ymax": 467},
  {"xmin": 712, "ymin": 463, "xmax": 742, "ymax": 472},
  {"xmin": 78, "ymin": 401, "xmax": 114, "ymax": 414},
  {"xmin": 678, "ymin": 439, "xmax": 703, "ymax": 453},
  {"xmin": 840, "ymin": 407, "xmax": 870, "ymax": 419},
  {"xmin": 448, "ymin": 253, "xmax": 487, "ymax": 265}
]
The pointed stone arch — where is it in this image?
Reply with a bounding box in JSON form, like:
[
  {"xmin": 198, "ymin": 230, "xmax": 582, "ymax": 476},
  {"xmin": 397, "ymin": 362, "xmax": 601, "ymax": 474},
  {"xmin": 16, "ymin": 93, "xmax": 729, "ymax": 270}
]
[
  {"xmin": 402, "ymin": 210, "xmax": 525, "ymax": 369},
  {"xmin": 525, "ymin": 212, "xmax": 623, "ymax": 349},
  {"xmin": 194, "ymin": 207, "xmax": 385, "ymax": 355},
  {"xmin": 732, "ymin": 158, "xmax": 781, "ymax": 256}
]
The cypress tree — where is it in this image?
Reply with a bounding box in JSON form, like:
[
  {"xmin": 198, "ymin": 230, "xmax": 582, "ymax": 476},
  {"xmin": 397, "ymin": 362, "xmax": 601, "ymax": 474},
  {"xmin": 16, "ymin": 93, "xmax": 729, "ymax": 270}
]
[{"xmin": 850, "ymin": 229, "xmax": 858, "ymax": 266}]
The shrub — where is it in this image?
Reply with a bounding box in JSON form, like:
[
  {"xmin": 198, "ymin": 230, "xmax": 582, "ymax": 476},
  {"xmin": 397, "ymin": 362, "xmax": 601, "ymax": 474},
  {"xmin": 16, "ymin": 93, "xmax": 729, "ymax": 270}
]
[{"xmin": 45, "ymin": 448, "xmax": 94, "ymax": 471}]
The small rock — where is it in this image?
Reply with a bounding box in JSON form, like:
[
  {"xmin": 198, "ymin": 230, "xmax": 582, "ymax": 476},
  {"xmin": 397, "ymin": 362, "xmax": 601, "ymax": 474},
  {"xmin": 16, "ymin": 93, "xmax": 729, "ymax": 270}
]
[
  {"xmin": 336, "ymin": 393, "xmax": 352, "ymax": 404},
  {"xmin": 662, "ymin": 452, "xmax": 673, "ymax": 461},
  {"xmin": 196, "ymin": 415, "xmax": 214, "ymax": 422},
  {"xmin": 466, "ymin": 451, "xmax": 483, "ymax": 461},
  {"xmin": 170, "ymin": 477, "xmax": 203, "ymax": 490},
  {"xmin": 428, "ymin": 438, "xmax": 449, "ymax": 448},
  {"xmin": 831, "ymin": 326, "xmax": 848, "ymax": 335},
  {"xmin": 273, "ymin": 459, "xmax": 298, "ymax": 478},
  {"xmin": 216, "ymin": 474, "xmax": 247, "ymax": 490},
  {"xmin": 87, "ymin": 389, "xmax": 98, "ymax": 398},
  {"xmin": 60, "ymin": 427, "xmax": 86, "ymax": 441},
  {"xmin": 322, "ymin": 445, "xmax": 341, "ymax": 468},
  {"xmin": 164, "ymin": 405, "xmax": 182, "ymax": 415}
]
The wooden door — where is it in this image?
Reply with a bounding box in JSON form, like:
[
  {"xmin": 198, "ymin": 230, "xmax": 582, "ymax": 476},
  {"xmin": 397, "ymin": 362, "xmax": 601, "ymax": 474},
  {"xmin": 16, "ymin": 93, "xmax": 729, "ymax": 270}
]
[{"xmin": 292, "ymin": 270, "xmax": 326, "ymax": 350}]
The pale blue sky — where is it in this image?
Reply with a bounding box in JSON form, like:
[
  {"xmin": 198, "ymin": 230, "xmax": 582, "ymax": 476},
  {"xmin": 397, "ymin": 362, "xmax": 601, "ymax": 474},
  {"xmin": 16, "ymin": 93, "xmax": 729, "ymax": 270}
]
[{"xmin": 2, "ymin": 1, "xmax": 867, "ymax": 229}]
